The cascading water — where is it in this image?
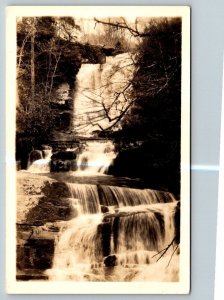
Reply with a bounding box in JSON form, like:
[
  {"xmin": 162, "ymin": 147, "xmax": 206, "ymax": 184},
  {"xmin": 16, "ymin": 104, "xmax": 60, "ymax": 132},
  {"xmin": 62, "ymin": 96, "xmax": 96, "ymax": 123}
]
[
  {"xmin": 47, "ymin": 183, "xmax": 179, "ymax": 282},
  {"xmin": 27, "ymin": 149, "xmax": 52, "ymax": 173},
  {"xmin": 45, "ymin": 53, "xmax": 179, "ymax": 282},
  {"xmin": 75, "ymin": 140, "xmax": 116, "ymax": 175},
  {"xmin": 67, "ymin": 183, "xmax": 101, "ymax": 214},
  {"xmin": 73, "ymin": 53, "xmax": 134, "ymax": 136}
]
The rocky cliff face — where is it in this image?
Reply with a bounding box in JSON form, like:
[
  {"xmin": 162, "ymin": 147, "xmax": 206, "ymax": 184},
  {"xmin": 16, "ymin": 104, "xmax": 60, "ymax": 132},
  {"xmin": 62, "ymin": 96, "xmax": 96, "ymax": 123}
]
[{"xmin": 16, "ymin": 173, "xmax": 75, "ymax": 280}]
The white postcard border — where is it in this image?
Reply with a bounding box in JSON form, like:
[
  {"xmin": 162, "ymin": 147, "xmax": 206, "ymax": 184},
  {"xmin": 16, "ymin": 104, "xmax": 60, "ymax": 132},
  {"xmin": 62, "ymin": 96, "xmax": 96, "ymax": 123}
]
[{"xmin": 6, "ymin": 6, "xmax": 190, "ymax": 294}]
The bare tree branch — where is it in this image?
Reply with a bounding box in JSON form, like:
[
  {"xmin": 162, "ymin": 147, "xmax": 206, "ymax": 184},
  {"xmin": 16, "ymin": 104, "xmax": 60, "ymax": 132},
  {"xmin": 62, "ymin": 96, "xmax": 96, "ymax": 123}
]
[
  {"xmin": 151, "ymin": 236, "xmax": 179, "ymax": 268},
  {"xmin": 94, "ymin": 18, "xmax": 152, "ymax": 37}
]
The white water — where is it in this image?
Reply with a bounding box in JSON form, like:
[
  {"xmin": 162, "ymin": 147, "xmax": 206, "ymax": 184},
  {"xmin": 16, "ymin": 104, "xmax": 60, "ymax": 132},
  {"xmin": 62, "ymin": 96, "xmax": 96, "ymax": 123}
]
[
  {"xmin": 26, "ymin": 140, "xmax": 116, "ymax": 175},
  {"xmin": 47, "ymin": 184, "xmax": 179, "ymax": 282},
  {"xmin": 35, "ymin": 53, "xmax": 179, "ymax": 282},
  {"xmin": 75, "ymin": 140, "xmax": 116, "ymax": 176},
  {"xmin": 67, "ymin": 183, "xmax": 101, "ymax": 214},
  {"xmin": 27, "ymin": 149, "xmax": 52, "ymax": 173},
  {"xmin": 98, "ymin": 185, "xmax": 176, "ymax": 206},
  {"xmin": 73, "ymin": 53, "xmax": 134, "ymax": 136},
  {"xmin": 67, "ymin": 183, "xmax": 175, "ymax": 211}
]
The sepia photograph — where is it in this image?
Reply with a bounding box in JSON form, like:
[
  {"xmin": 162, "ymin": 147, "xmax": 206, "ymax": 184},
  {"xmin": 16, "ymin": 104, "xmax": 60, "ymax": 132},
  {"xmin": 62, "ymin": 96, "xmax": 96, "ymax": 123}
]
[{"xmin": 6, "ymin": 6, "xmax": 190, "ymax": 294}]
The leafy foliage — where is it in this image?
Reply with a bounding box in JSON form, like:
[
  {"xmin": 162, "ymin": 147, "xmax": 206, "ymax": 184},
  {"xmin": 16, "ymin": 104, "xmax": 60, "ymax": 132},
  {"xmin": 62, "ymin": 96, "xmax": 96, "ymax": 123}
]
[
  {"xmin": 109, "ymin": 18, "xmax": 182, "ymax": 194},
  {"xmin": 122, "ymin": 18, "xmax": 181, "ymax": 138}
]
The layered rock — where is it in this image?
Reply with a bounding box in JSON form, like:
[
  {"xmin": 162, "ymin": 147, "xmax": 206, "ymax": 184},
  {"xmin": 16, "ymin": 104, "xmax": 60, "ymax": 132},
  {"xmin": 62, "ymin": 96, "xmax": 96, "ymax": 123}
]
[{"xmin": 16, "ymin": 173, "xmax": 76, "ymax": 280}]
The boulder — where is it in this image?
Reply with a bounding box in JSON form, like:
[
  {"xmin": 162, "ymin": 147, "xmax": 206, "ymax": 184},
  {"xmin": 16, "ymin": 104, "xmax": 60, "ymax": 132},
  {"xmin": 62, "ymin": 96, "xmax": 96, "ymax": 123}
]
[
  {"xmin": 104, "ymin": 255, "xmax": 117, "ymax": 267},
  {"xmin": 50, "ymin": 159, "xmax": 77, "ymax": 172},
  {"xmin": 50, "ymin": 150, "xmax": 77, "ymax": 172},
  {"xmin": 100, "ymin": 205, "xmax": 109, "ymax": 213}
]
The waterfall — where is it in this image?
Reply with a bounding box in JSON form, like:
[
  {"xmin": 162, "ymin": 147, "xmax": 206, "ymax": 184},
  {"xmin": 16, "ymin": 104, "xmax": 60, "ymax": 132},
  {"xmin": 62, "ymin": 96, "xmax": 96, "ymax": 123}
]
[
  {"xmin": 67, "ymin": 183, "xmax": 101, "ymax": 214},
  {"xmin": 47, "ymin": 183, "xmax": 179, "ymax": 281},
  {"xmin": 75, "ymin": 140, "xmax": 116, "ymax": 175},
  {"xmin": 27, "ymin": 149, "xmax": 52, "ymax": 173},
  {"xmin": 73, "ymin": 53, "xmax": 134, "ymax": 136},
  {"xmin": 67, "ymin": 183, "xmax": 175, "ymax": 211},
  {"xmin": 39, "ymin": 53, "xmax": 179, "ymax": 282},
  {"xmin": 98, "ymin": 185, "xmax": 175, "ymax": 206}
]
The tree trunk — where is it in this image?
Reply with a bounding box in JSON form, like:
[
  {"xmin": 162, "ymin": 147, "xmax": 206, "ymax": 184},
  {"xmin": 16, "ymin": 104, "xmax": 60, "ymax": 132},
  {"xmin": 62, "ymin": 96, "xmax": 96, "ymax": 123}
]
[{"xmin": 31, "ymin": 19, "xmax": 35, "ymax": 101}]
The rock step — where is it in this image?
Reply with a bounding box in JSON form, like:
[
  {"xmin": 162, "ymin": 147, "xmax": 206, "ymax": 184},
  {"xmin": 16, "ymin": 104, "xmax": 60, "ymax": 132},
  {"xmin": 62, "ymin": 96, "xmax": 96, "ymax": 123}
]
[{"xmin": 16, "ymin": 270, "xmax": 48, "ymax": 281}]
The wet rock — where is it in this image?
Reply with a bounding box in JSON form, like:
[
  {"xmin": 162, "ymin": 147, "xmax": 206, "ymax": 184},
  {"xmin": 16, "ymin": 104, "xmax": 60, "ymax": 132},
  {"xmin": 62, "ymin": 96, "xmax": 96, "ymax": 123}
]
[
  {"xmin": 50, "ymin": 150, "xmax": 77, "ymax": 172},
  {"xmin": 50, "ymin": 159, "xmax": 77, "ymax": 172},
  {"xmin": 51, "ymin": 150, "xmax": 76, "ymax": 160},
  {"xmin": 100, "ymin": 205, "xmax": 109, "ymax": 213},
  {"xmin": 97, "ymin": 222, "xmax": 112, "ymax": 257},
  {"xmin": 104, "ymin": 255, "xmax": 117, "ymax": 267}
]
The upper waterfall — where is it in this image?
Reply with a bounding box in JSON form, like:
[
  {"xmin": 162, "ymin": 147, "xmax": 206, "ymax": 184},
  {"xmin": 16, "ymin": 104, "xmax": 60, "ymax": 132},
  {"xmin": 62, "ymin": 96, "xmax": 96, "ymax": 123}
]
[{"xmin": 73, "ymin": 53, "xmax": 134, "ymax": 136}]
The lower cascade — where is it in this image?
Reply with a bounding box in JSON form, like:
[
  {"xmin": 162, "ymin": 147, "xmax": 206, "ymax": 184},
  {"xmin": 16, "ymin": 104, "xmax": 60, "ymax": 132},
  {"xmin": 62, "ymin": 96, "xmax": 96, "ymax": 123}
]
[
  {"xmin": 24, "ymin": 140, "xmax": 180, "ymax": 282},
  {"xmin": 46, "ymin": 183, "xmax": 179, "ymax": 282}
]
